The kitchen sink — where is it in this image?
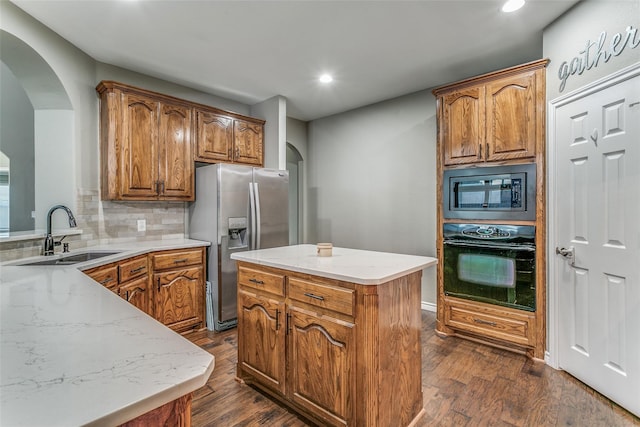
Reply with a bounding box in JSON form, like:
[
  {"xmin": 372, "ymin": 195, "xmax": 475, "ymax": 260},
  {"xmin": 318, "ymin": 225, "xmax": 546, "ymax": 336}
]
[{"xmin": 19, "ymin": 251, "xmax": 122, "ymax": 266}]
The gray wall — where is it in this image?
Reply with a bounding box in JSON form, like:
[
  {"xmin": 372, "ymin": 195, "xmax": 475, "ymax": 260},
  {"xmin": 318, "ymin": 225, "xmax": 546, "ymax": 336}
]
[
  {"xmin": 0, "ymin": 61, "xmax": 35, "ymax": 231},
  {"xmin": 307, "ymin": 90, "xmax": 437, "ymax": 303},
  {"xmin": 544, "ymin": 0, "xmax": 640, "ymax": 100}
]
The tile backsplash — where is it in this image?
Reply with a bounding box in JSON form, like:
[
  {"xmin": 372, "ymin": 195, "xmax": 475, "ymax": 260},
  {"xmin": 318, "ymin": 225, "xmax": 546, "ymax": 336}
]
[{"xmin": 0, "ymin": 189, "xmax": 189, "ymax": 261}]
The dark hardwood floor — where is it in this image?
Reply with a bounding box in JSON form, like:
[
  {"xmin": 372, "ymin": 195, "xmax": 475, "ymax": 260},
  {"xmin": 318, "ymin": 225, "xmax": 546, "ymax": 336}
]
[{"xmin": 188, "ymin": 311, "xmax": 639, "ymax": 426}]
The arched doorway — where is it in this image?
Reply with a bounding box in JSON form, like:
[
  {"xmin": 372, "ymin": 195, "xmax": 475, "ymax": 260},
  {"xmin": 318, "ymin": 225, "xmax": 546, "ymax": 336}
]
[{"xmin": 286, "ymin": 143, "xmax": 303, "ymax": 244}]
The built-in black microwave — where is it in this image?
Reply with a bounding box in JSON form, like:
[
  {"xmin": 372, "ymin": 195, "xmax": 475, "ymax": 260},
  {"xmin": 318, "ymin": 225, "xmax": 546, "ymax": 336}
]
[{"xmin": 443, "ymin": 164, "xmax": 536, "ymax": 221}]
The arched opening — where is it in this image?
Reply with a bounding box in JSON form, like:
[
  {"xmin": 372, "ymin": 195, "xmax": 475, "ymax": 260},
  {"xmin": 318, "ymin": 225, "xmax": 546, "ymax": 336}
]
[
  {"xmin": 286, "ymin": 143, "xmax": 303, "ymax": 244},
  {"xmin": 0, "ymin": 30, "xmax": 74, "ymax": 233}
]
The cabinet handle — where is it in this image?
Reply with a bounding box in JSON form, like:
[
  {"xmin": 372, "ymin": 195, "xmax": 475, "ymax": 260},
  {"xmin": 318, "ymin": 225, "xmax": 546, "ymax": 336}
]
[
  {"xmin": 130, "ymin": 266, "xmax": 145, "ymax": 274},
  {"xmin": 249, "ymin": 278, "xmax": 265, "ymax": 285},
  {"xmin": 473, "ymin": 318, "xmax": 497, "ymax": 327},
  {"xmin": 304, "ymin": 292, "xmax": 325, "ymax": 301},
  {"xmin": 160, "ymin": 181, "xmax": 165, "ymax": 194},
  {"xmin": 157, "ymin": 277, "xmax": 161, "ymax": 291},
  {"xmin": 100, "ymin": 277, "xmax": 114, "ymax": 285},
  {"xmin": 478, "ymin": 143, "xmax": 482, "ymax": 159},
  {"xmin": 486, "ymin": 143, "xmax": 489, "ymax": 159},
  {"xmin": 275, "ymin": 309, "xmax": 280, "ymax": 330},
  {"xmin": 173, "ymin": 258, "xmax": 188, "ymax": 264},
  {"xmin": 286, "ymin": 313, "xmax": 292, "ymax": 334},
  {"xmin": 125, "ymin": 287, "xmax": 145, "ymax": 302}
]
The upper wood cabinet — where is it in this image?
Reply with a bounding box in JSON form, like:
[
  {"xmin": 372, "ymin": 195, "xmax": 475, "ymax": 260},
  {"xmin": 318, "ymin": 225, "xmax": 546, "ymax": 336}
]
[
  {"xmin": 433, "ymin": 59, "xmax": 548, "ymax": 166},
  {"xmin": 97, "ymin": 81, "xmax": 266, "ymax": 201},
  {"xmin": 194, "ymin": 109, "xmax": 264, "ymax": 166},
  {"xmin": 97, "ymin": 81, "xmax": 194, "ymax": 201}
]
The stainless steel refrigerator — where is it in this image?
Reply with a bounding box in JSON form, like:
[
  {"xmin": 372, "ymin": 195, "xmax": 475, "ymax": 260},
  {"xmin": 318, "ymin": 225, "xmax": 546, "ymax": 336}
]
[{"xmin": 188, "ymin": 163, "xmax": 289, "ymax": 331}]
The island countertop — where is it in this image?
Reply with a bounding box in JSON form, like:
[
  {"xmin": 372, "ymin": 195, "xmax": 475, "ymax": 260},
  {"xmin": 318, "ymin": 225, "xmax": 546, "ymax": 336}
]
[
  {"xmin": 0, "ymin": 239, "xmax": 214, "ymax": 426},
  {"xmin": 231, "ymin": 244, "xmax": 437, "ymax": 285}
]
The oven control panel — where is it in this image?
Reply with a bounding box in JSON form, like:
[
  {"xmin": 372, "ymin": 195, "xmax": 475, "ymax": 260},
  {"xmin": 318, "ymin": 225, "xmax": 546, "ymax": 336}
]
[{"xmin": 462, "ymin": 226, "xmax": 510, "ymax": 239}]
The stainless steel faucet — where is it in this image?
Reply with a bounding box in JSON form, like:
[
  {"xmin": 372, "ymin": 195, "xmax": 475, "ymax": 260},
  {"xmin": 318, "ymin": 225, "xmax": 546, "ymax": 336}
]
[{"xmin": 43, "ymin": 205, "xmax": 77, "ymax": 256}]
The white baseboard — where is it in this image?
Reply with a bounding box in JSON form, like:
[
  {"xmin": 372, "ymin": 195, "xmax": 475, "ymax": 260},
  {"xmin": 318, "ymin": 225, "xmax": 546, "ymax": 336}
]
[{"xmin": 421, "ymin": 301, "xmax": 436, "ymax": 312}]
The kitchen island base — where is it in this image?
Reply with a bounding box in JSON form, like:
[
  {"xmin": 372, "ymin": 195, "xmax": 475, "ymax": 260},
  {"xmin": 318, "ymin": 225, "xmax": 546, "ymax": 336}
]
[{"xmin": 235, "ymin": 261, "xmax": 426, "ymax": 427}]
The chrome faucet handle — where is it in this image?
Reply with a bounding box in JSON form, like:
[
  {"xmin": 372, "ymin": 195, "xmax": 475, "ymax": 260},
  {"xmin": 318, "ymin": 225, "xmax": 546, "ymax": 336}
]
[{"xmin": 63, "ymin": 242, "xmax": 70, "ymax": 253}]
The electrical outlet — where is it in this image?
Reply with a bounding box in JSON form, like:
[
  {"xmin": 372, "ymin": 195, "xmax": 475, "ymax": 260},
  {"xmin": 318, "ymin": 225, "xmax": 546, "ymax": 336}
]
[{"xmin": 137, "ymin": 219, "xmax": 146, "ymax": 232}]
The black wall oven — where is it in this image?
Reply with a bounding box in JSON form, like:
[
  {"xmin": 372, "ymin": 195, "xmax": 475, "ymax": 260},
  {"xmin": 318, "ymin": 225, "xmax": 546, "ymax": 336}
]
[{"xmin": 443, "ymin": 223, "xmax": 536, "ymax": 312}]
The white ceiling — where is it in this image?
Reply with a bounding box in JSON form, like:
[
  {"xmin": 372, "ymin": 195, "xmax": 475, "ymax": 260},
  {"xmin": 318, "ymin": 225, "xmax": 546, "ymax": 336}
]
[{"xmin": 10, "ymin": 0, "xmax": 579, "ymax": 121}]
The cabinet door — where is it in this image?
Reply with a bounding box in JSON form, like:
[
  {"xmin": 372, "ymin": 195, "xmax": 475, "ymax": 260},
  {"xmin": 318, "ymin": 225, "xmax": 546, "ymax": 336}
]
[
  {"xmin": 119, "ymin": 275, "xmax": 150, "ymax": 315},
  {"xmin": 441, "ymin": 87, "xmax": 484, "ymax": 165},
  {"xmin": 485, "ymin": 71, "xmax": 537, "ymax": 161},
  {"xmin": 194, "ymin": 110, "xmax": 233, "ymax": 162},
  {"xmin": 121, "ymin": 92, "xmax": 159, "ymax": 198},
  {"xmin": 158, "ymin": 102, "xmax": 193, "ymax": 200},
  {"xmin": 288, "ymin": 307, "xmax": 355, "ymax": 427},
  {"xmin": 237, "ymin": 289, "xmax": 286, "ymax": 394},
  {"xmin": 154, "ymin": 266, "xmax": 203, "ymax": 332},
  {"xmin": 233, "ymin": 120, "xmax": 263, "ymax": 166}
]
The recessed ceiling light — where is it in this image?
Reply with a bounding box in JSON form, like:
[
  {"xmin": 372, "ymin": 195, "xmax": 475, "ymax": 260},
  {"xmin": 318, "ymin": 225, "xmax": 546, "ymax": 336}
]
[
  {"xmin": 502, "ymin": 0, "xmax": 525, "ymax": 12},
  {"xmin": 319, "ymin": 74, "xmax": 333, "ymax": 83}
]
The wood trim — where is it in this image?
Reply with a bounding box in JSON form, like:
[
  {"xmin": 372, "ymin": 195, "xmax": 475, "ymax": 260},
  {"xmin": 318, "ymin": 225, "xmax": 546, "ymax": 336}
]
[
  {"xmin": 96, "ymin": 80, "xmax": 265, "ymax": 125},
  {"xmin": 432, "ymin": 58, "xmax": 550, "ymax": 96}
]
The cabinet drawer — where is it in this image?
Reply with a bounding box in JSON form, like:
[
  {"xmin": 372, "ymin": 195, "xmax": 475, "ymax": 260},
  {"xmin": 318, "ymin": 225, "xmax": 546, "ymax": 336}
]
[
  {"xmin": 86, "ymin": 265, "xmax": 118, "ymax": 291},
  {"xmin": 119, "ymin": 256, "xmax": 148, "ymax": 282},
  {"xmin": 444, "ymin": 298, "xmax": 533, "ymax": 347},
  {"xmin": 288, "ymin": 278, "xmax": 354, "ymax": 317},
  {"xmin": 238, "ymin": 266, "xmax": 285, "ymax": 297},
  {"xmin": 152, "ymin": 249, "xmax": 202, "ymax": 270}
]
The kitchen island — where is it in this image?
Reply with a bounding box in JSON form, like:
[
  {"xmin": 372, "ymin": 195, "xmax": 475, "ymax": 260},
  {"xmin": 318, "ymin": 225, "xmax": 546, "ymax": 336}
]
[
  {"xmin": 231, "ymin": 244, "xmax": 437, "ymax": 427},
  {"xmin": 0, "ymin": 239, "xmax": 214, "ymax": 426}
]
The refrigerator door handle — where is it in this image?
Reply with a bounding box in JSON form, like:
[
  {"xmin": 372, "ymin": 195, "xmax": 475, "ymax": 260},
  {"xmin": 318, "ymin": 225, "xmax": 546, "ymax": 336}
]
[
  {"xmin": 249, "ymin": 182, "xmax": 256, "ymax": 250},
  {"xmin": 254, "ymin": 182, "xmax": 262, "ymax": 249}
]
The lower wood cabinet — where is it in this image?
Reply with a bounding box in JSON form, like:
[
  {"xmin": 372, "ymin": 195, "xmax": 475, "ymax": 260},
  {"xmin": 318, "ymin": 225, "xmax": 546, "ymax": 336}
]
[
  {"xmin": 238, "ymin": 289, "xmax": 286, "ymax": 394},
  {"xmin": 152, "ymin": 248, "xmax": 206, "ymax": 333},
  {"xmin": 236, "ymin": 262, "xmax": 423, "ymax": 427},
  {"xmin": 288, "ymin": 306, "xmax": 355, "ymax": 426},
  {"xmin": 84, "ymin": 247, "xmax": 206, "ymax": 333}
]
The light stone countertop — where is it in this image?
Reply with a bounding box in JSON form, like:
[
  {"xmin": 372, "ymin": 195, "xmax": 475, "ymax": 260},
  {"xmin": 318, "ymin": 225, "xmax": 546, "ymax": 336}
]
[
  {"xmin": 231, "ymin": 244, "xmax": 437, "ymax": 285},
  {"xmin": 0, "ymin": 238, "xmax": 214, "ymax": 426}
]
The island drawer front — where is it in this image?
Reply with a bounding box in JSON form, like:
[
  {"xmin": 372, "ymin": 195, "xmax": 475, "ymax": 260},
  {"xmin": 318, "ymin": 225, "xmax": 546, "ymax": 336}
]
[
  {"xmin": 444, "ymin": 298, "xmax": 533, "ymax": 347},
  {"xmin": 288, "ymin": 278, "xmax": 355, "ymax": 317},
  {"xmin": 152, "ymin": 249, "xmax": 202, "ymax": 270},
  {"xmin": 119, "ymin": 255, "xmax": 148, "ymax": 283},
  {"xmin": 238, "ymin": 266, "xmax": 285, "ymax": 296},
  {"xmin": 86, "ymin": 265, "xmax": 119, "ymax": 291}
]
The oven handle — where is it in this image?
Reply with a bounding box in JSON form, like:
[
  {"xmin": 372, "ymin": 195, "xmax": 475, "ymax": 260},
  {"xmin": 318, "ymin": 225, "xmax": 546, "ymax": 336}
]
[{"xmin": 443, "ymin": 240, "xmax": 535, "ymax": 252}]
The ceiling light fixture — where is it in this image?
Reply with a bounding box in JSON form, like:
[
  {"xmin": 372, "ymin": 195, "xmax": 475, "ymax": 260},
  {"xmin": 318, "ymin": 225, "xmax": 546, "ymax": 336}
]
[
  {"xmin": 319, "ymin": 74, "xmax": 333, "ymax": 83},
  {"xmin": 502, "ymin": 0, "xmax": 525, "ymax": 13}
]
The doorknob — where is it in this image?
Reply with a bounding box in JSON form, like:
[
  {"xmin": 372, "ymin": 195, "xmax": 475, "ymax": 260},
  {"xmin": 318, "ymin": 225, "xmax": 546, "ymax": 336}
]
[{"xmin": 556, "ymin": 246, "xmax": 575, "ymax": 266}]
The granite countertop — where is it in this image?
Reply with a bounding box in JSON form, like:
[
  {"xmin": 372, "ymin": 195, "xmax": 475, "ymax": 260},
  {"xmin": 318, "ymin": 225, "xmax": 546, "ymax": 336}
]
[
  {"xmin": 231, "ymin": 244, "xmax": 437, "ymax": 285},
  {"xmin": 0, "ymin": 238, "xmax": 214, "ymax": 426}
]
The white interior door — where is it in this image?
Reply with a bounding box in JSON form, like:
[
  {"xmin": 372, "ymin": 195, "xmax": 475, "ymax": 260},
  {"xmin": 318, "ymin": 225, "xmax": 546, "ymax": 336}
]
[{"xmin": 554, "ymin": 71, "xmax": 640, "ymax": 417}]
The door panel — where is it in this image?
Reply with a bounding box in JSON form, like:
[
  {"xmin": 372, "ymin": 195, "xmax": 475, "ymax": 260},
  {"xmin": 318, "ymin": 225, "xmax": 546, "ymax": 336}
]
[
  {"xmin": 159, "ymin": 103, "xmax": 192, "ymax": 199},
  {"xmin": 555, "ymin": 73, "xmax": 640, "ymax": 417},
  {"xmin": 122, "ymin": 93, "xmax": 158, "ymax": 197},
  {"xmin": 253, "ymin": 168, "xmax": 289, "ymax": 249}
]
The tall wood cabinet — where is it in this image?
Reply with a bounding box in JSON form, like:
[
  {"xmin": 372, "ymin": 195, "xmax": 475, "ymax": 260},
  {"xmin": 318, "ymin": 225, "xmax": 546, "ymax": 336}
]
[
  {"xmin": 236, "ymin": 261, "xmax": 423, "ymax": 427},
  {"xmin": 432, "ymin": 59, "xmax": 548, "ymax": 359}
]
